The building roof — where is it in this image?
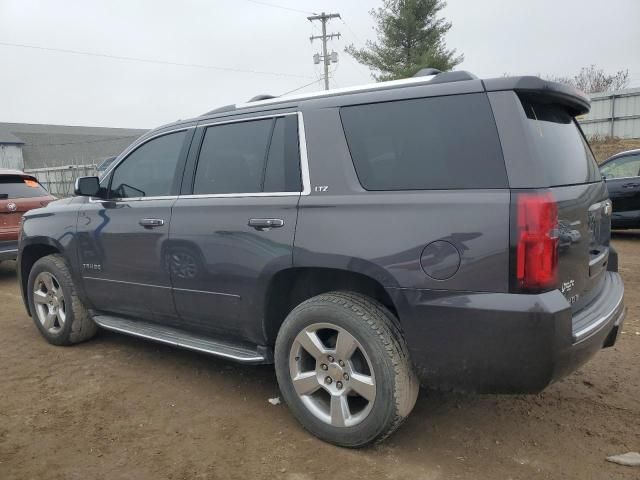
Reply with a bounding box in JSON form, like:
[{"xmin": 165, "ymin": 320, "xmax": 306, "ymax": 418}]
[
  {"xmin": 0, "ymin": 128, "xmax": 24, "ymax": 145},
  {"xmin": 0, "ymin": 122, "xmax": 147, "ymax": 169}
]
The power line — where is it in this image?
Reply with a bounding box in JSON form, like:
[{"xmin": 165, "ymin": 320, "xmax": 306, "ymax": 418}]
[
  {"xmin": 340, "ymin": 18, "xmax": 364, "ymax": 45},
  {"xmin": 242, "ymin": 0, "xmax": 314, "ymax": 15},
  {"xmin": 0, "ymin": 40, "xmax": 313, "ymax": 79},
  {"xmin": 280, "ymin": 78, "xmax": 324, "ymax": 96}
]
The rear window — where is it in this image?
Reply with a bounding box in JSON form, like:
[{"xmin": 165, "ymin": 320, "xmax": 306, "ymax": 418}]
[
  {"xmin": 0, "ymin": 176, "xmax": 49, "ymax": 199},
  {"xmin": 340, "ymin": 93, "xmax": 507, "ymax": 190},
  {"xmin": 519, "ymin": 94, "xmax": 601, "ymax": 186}
]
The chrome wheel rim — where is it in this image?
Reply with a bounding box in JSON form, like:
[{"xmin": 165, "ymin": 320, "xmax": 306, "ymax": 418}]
[
  {"xmin": 33, "ymin": 272, "xmax": 66, "ymax": 334},
  {"xmin": 289, "ymin": 322, "xmax": 376, "ymax": 428}
]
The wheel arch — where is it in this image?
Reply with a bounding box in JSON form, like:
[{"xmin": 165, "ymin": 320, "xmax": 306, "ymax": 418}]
[{"xmin": 262, "ymin": 267, "xmax": 398, "ymax": 345}]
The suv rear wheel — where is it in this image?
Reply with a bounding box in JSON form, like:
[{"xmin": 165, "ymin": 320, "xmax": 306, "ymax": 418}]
[
  {"xmin": 27, "ymin": 254, "xmax": 97, "ymax": 346},
  {"xmin": 274, "ymin": 292, "xmax": 419, "ymax": 447}
]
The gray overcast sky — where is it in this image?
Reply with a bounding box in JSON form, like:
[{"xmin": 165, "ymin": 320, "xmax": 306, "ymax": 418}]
[{"xmin": 1, "ymin": 0, "xmax": 638, "ymax": 129}]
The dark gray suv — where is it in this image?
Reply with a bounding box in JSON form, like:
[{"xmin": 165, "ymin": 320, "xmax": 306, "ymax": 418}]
[{"xmin": 18, "ymin": 71, "xmax": 626, "ymax": 447}]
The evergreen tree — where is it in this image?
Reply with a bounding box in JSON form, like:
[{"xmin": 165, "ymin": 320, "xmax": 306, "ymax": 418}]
[{"xmin": 346, "ymin": 0, "xmax": 463, "ymax": 81}]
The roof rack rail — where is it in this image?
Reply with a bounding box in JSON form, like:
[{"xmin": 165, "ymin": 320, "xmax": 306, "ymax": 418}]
[
  {"xmin": 201, "ymin": 104, "xmax": 236, "ymax": 116},
  {"xmin": 248, "ymin": 94, "xmax": 277, "ymax": 102},
  {"xmin": 413, "ymin": 68, "xmax": 442, "ymax": 77},
  {"xmin": 413, "ymin": 68, "xmax": 478, "ymax": 84}
]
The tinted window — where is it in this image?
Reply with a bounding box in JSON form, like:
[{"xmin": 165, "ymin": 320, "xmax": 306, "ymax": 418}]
[
  {"xmin": 600, "ymin": 154, "xmax": 640, "ymax": 179},
  {"xmin": 519, "ymin": 95, "xmax": 601, "ymax": 186},
  {"xmin": 194, "ymin": 116, "xmax": 301, "ymax": 194},
  {"xmin": 340, "ymin": 93, "xmax": 507, "ymax": 190},
  {"xmin": 0, "ymin": 176, "xmax": 49, "ymax": 199},
  {"xmin": 109, "ymin": 131, "xmax": 186, "ymax": 198},
  {"xmin": 264, "ymin": 117, "xmax": 302, "ymax": 192}
]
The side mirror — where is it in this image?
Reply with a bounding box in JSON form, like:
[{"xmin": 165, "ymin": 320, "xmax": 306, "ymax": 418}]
[{"xmin": 74, "ymin": 176, "xmax": 101, "ymax": 197}]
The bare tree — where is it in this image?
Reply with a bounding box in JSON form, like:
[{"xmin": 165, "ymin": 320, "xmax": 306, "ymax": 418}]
[{"xmin": 548, "ymin": 65, "xmax": 629, "ymax": 94}]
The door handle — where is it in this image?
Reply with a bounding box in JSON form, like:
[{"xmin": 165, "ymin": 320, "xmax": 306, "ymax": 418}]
[
  {"xmin": 139, "ymin": 218, "xmax": 165, "ymax": 228},
  {"xmin": 248, "ymin": 218, "xmax": 284, "ymax": 230},
  {"xmin": 622, "ymin": 182, "xmax": 640, "ymax": 188}
]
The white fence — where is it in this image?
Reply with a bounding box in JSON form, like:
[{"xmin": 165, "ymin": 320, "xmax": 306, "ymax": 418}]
[
  {"xmin": 578, "ymin": 87, "xmax": 640, "ymax": 139},
  {"xmin": 24, "ymin": 164, "xmax": 97, "ymax": 198}
]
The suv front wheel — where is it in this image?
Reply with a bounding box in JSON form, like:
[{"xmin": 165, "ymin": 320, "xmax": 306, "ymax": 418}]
[
  {"xmin": 275, "ymin": 292, "xmax": 419, "ymax": 447},
  {"xmin": 27, "ymin": 254, "xmax": 97, "ymax": 346}
]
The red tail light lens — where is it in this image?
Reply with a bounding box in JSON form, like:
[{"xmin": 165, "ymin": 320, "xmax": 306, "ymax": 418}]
[{"xmin": 515, "ymin": 191, "xmax": 558, "ymax": 291}]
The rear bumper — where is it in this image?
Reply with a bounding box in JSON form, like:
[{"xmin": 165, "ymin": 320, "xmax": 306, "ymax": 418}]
[
  {"xmin": 387, "ymin": 271, "xmax": 625, "ymax": 394},
  {"xmin": 0, "ymin": 240, "xmax": 18, "ymax": 261}
]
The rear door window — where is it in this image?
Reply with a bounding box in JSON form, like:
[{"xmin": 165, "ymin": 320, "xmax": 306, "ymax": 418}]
[
  {"xmin": 518, "ymin": 94, "xmax": 601, "ymax": 186},
  {"xmin": 0, "ymin": 176, "xmax": 49, "ymax": 199},
  {"xmin": 339, "ymin": 93, "xmax": 507, "ymax": 190},
  {"xmin": 193, "ymin": 115, "xmax": 301, "ymax": 194}
]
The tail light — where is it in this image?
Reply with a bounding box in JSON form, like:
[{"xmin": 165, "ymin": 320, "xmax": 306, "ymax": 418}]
[{"xmin": 513, "ymin": 191, "xmax": 558, "ymax": 292}]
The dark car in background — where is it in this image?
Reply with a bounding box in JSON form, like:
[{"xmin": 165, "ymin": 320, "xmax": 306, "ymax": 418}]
[
  {"xmin": 0, "ymin": 170, "xmax": 55, "ymax": 262},
  {"xmin": 17, "ymin": 72, "xmax": 625, "ymax": 447},
  {"xmin": 600, "ymin": 149, "xmax": 640, "ymax": 229}
]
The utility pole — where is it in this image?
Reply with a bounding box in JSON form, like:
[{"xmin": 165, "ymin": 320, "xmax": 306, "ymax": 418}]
[{"xmin": 307, "ymin": 12, "xmax": 341, "ymax": 90}]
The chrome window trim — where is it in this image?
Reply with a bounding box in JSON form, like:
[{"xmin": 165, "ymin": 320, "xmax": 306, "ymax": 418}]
[
  {"xmin": 197, "ymin": 111, "xmax": 296, "ymax": 128},
  {"xmin": 178, "ymin": 111, "xmax": 311, "ymax": 199},
  {"xmin": 89, "ymin": 195, "xmax": 178, "ymax": 203},
  {"xmin": 91, "ymin": 111, "xmax": 311, "ymax": 202}
]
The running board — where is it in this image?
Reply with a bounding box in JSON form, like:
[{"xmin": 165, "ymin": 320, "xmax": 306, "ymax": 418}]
[{"xmin": 93, "ymin": 315, "xmax": 269, "ymax": 364}]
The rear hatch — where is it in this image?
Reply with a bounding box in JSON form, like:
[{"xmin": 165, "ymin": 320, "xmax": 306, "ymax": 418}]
[
  {"xmin": 487, "ymin": 82, "xmax": 611, "ymax": 313},
  {"xmin": 0, "ymin": 174, "xmax": 54, "ymax": 241},
  {"xmin": 515, "ymin": 93, "xmax": 610, "ymax": 312}
]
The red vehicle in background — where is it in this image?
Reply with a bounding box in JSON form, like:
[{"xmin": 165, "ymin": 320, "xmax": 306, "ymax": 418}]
[{"xmin": 0, "ymin": 170, "xmax": 55, "ymax": 262}]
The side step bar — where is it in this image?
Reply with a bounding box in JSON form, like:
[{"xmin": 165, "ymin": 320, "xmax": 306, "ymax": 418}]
[{"xmin": 93, "ymin": 315, "xmax": 269, "ymax": 364}]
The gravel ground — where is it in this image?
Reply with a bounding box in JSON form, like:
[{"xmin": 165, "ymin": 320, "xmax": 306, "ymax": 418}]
[{"xmin": 1, "ymin": 234, "xmax": 639, "ymax": 480}]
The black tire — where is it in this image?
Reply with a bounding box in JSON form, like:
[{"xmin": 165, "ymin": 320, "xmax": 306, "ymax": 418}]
[
  {"xmin": 27, "ymin": 254, "xmax": 97, "ymax": 346},
  {"xmin": 275, "ymin": 291, "xmax": 419, "ymax": 447}
]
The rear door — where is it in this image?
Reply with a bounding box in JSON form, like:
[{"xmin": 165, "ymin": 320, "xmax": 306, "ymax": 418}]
[
  {"xmin": 599, "ymin": 153, "xmax": 640, "ymax": 221},
  {"xmin": 169, "ymin": 113, "xmax": 303, "ymax": 344},
  {"xmin": 490, "ymin": 91, "xmax": 609, "ymax": 311}
]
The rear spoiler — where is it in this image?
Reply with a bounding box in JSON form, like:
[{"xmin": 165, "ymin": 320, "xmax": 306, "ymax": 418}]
[{"xmin": 483, "ymin": 76, "xmax": 590, "ymax": 116}]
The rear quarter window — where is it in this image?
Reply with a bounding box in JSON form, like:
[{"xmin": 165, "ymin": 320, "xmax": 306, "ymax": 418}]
[
  {"xmin": 0, "ymin": 176, "xmax": 50, "ymax": 199},
  {"xmin": 339, "ymin": 93, "xmax": 507, "ymax": 190}
]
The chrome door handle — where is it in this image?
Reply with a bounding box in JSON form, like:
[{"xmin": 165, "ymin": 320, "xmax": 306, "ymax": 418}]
[
  {"xmin": 248, "ymin": 218, "xmax": 284, "ymax": 230},
  {"xmin": 139, "ymin": 218, "xmax": 165, "ymax": 228}
]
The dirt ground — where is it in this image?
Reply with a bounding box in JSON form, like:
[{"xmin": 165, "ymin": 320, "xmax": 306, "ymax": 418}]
[
  {"xmin": 589, "ymin": 137, "xmax": 640, "ymax": 163},
  {"xmin": 0, "ymin": 236, "xmax": 638, "ymax": 480}
]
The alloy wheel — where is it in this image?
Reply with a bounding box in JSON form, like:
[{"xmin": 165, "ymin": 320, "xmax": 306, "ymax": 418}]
[
  {"xmin": 33, "ymin": 271, "xmax": 66, "ymax": 334},
  {"xmin": 289, "ymin": 322, "xmax": 376, "ymax": 427}
]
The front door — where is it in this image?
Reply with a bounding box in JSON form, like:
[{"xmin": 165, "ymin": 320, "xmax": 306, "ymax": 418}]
[
  {"xmin": 169, "ymin": 113, "xmax": 303, "ymax": 343},
  {"xmin": 77, "ymin": 128, "xmax": 193, "ymax": 322}
]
